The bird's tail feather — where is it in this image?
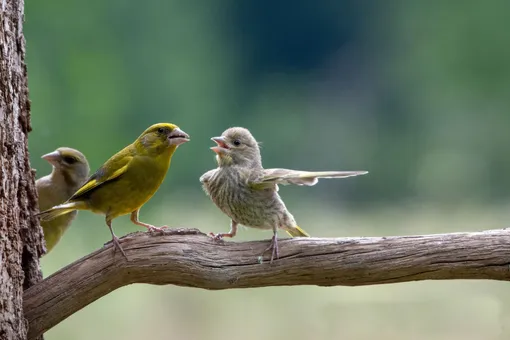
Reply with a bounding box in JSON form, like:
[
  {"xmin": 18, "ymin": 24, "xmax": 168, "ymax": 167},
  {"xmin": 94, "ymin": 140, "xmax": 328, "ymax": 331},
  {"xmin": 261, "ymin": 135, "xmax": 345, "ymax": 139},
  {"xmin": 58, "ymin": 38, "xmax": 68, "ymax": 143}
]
[
  {"xmin": 286, "ymin": 225, "xmax": 310, "ymax": 237},
  {"xmin": 37, "ymin": 201, "xmax": 87, "ymax": 222},
  {"xmin": 306, "ymin": 171, "xmax": 368, "ymax": 178}
]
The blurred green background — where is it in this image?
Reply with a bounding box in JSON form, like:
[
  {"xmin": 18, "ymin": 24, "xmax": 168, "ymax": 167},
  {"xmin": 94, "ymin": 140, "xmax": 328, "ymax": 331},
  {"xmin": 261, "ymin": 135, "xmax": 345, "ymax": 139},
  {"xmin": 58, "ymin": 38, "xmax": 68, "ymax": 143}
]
[{"xmin": 25, "ymin": 0, "xmax": 510, "ymax": 339}]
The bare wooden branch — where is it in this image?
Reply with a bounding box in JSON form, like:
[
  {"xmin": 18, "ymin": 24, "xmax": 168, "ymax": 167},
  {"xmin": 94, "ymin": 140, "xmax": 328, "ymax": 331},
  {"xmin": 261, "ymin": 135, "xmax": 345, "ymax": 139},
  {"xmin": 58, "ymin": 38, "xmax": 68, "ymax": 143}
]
[{"xmin": 24, "ymin": 228, "xmax": 510, "ymax": 339}]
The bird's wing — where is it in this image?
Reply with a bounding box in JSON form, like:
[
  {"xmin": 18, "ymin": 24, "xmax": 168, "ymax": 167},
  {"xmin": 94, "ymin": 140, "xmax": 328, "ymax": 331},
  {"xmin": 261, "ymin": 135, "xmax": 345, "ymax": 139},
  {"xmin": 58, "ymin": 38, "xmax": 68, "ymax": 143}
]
[
  {"xmin": 68, "ymin": 148, "xmax": 133, "ymax": 201},
  {"xmin": 251, "ymin": 168, "xmax": 368, "ymax": 188}
]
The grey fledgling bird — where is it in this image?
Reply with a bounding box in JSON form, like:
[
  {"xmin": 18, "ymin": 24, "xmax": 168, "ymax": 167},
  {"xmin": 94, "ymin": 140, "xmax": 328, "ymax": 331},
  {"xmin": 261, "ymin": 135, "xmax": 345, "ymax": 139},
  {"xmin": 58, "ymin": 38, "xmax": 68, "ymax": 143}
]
[
  {"xmin": 36, "ymin": 147, "xmax": 90, "ymax": 254},
  {"xmin": 200, "ymin": 127, "xmax": 368, "ymax": 263}
]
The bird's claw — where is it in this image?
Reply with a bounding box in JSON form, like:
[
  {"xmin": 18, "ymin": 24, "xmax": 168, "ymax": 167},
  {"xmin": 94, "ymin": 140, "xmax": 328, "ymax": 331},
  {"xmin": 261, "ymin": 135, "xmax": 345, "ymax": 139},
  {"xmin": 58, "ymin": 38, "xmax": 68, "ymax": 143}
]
[
  {"xmin": 262, "ymin": 235, "xmax": 279, "ymax": 264},
  {"xmin": 208, "ymin": 232, "xmax": 224, "ymax": 241},
  {"xmin": 147, "ymin": 225, "xmax": 168, "ymax": 233},
  {"xmin": 109, "ymin": 235, "xmax": 128, "ymax": 260}
]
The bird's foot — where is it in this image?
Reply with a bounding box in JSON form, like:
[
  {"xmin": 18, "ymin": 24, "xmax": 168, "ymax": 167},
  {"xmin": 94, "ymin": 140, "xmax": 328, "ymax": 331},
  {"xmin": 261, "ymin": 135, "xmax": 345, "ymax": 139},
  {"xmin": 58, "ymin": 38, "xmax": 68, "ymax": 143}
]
[
  {"xmin": 262, "ymin": 235, "xmax": 279, "ymax": 264},
  {"xmin": 110, "ymin": 235, "xmax": 128, "ymax": 260},
  {"xmin": 208, "ymin": 232, "xmax": 234, "ymax": 241},
  {"xmin": 146, "ymin": 225, "xmax": 168, "ymax": 233}
]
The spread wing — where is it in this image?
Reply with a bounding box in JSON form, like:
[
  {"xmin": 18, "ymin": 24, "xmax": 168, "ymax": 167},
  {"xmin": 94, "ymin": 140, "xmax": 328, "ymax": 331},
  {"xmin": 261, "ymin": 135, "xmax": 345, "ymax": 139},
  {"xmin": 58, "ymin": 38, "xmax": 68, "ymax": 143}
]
[
  {"xmin": 68, "ymin": 148, "xmax": 133, "ymax": 201},
  {"xmin": 250, "ymin": 168, "xmax": 368, "ymax": 189}
]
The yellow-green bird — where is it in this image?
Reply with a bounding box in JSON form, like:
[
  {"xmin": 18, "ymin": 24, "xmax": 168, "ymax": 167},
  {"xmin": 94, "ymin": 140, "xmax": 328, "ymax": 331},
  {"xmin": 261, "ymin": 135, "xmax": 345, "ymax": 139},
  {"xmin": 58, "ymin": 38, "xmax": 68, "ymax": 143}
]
[
  {"xmin": 36, "ymin": 147, "xmax": 90, "ymax": 254},
  {"xmin": 200, "ymin": 127, "xmax": 368, "ymax": 263},
  {"xmin": 38, "ymin": 123, "xmax": 190, "ymax": 258}
]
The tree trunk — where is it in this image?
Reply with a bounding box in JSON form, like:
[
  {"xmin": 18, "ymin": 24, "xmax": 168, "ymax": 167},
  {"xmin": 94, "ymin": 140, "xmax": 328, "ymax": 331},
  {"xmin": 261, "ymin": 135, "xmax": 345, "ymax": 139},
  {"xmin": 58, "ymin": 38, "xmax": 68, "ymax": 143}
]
[{"xmin": 0, "ymin": 0, "xmax": 44, "ymax": 339}]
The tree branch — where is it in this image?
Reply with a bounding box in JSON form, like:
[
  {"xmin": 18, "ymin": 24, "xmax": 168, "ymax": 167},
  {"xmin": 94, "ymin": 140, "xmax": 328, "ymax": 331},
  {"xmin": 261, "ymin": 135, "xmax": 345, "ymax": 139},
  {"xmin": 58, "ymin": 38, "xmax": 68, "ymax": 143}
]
[{"xmin": 24, "ymin": 228, "xmax": 510, "ymax": 339}]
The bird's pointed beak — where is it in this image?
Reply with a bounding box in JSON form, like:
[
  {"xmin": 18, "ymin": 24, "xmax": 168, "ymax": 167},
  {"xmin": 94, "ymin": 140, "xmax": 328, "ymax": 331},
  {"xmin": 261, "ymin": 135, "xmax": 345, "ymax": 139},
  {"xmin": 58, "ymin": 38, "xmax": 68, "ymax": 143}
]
[
  {"xmin": 168, "ymin": 128, "xmax": 190, "ymax": 146},
  {"xmin": 41, "ymin": 151, "xmax": 60, "ymax": 166},
  {"xmin": 211, "ymin": 136, "xmax": 229, "ymax": 154}
]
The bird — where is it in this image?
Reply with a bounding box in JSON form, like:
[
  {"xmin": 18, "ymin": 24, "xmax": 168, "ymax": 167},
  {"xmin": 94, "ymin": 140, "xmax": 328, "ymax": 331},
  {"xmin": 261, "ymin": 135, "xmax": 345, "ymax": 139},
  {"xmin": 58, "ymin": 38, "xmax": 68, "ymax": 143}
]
[
  {"xmin": 37, "ymin": 123, "xmax": 190, "ymax": 259},
  {"xmin": 36, "ymin": 147, "xmax": 90, "ymax": 255},
  {"xmin": 200, "ymin": 127, "xmax": 368, "ymax": 263}
]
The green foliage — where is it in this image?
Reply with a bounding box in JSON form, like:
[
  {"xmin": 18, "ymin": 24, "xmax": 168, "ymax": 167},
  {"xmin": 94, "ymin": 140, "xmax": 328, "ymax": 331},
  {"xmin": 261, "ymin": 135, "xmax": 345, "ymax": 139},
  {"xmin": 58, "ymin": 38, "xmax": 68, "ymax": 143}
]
[{"xmin": 26, "ymin": 1, "xmax": 510, "ymax": 205}]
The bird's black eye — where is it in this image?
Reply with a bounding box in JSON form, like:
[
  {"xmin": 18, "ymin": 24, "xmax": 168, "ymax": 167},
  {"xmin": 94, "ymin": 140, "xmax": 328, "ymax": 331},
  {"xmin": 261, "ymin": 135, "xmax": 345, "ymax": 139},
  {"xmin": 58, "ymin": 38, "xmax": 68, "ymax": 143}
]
[
  {"xmin": 158, "ymin": 127, "xmax": 165, "ymax": 134},
  {"xmin": 63, "ymin": 156, "xmax": 76, "ymax": 164},
  {"xmin": 233, "ymin": 139, "xmax": 241, "ymax": 146}
]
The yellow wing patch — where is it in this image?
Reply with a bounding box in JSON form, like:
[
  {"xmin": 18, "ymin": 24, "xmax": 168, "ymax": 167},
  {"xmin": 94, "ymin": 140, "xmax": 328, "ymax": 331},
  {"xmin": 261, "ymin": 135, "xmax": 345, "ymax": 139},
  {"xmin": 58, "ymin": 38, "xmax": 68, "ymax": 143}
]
[{"xmin": 69, "ymin": 160, "xmax": 131, "ymax": 200}]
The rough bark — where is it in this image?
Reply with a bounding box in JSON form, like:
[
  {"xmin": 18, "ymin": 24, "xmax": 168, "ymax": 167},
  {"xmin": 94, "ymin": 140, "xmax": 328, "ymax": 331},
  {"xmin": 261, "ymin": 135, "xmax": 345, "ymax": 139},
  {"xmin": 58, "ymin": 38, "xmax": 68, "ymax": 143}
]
[
  {"xmin": 0, "ymin": 0, "xmax": 44, "ymax": 339},
  {"xmin": 24, "ymin": 228, "xmax": 510, "ymax": 339}
]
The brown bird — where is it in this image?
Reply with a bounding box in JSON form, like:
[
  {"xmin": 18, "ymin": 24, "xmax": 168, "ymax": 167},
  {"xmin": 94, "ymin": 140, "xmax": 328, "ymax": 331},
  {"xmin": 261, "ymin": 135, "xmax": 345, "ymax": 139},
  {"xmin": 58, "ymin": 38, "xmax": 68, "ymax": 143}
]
[
  {"xmin": 200, "ymin": 127, "xmax": 368, "ymax": 263},
  {"xmin": 36, "ymin": 147, "xmax": 90, "ymax": 254}
]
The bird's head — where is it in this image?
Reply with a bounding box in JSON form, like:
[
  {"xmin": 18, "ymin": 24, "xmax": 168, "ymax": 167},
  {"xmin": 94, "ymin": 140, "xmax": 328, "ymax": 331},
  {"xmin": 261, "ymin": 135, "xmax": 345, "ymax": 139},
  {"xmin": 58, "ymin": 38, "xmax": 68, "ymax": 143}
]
[
  {"xmin": 210, "ymin": 127, "xmax": 262, "ymax": 168},
  {"xmin": 42, "ymin": 147, "xmax": 90, "ymax": 186},
  {"xmin": 136, "ymin": 123, "xmax": 190, "ymax": 155}
]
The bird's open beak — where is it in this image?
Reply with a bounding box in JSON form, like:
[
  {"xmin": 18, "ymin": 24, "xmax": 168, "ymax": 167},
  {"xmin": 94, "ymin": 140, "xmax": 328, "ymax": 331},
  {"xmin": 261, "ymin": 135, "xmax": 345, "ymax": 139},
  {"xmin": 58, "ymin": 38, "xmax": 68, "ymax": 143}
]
[
  {"xmin": 41, "ymin": 151, "xmax": 60, "ymax": 166},
  {"xmin": 211, "ymin": 136, "xmax": 229, "ymax": 154},
  {"xmin": 168, "ymin": 128, "xmax": 190, "ymax": 146}
]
